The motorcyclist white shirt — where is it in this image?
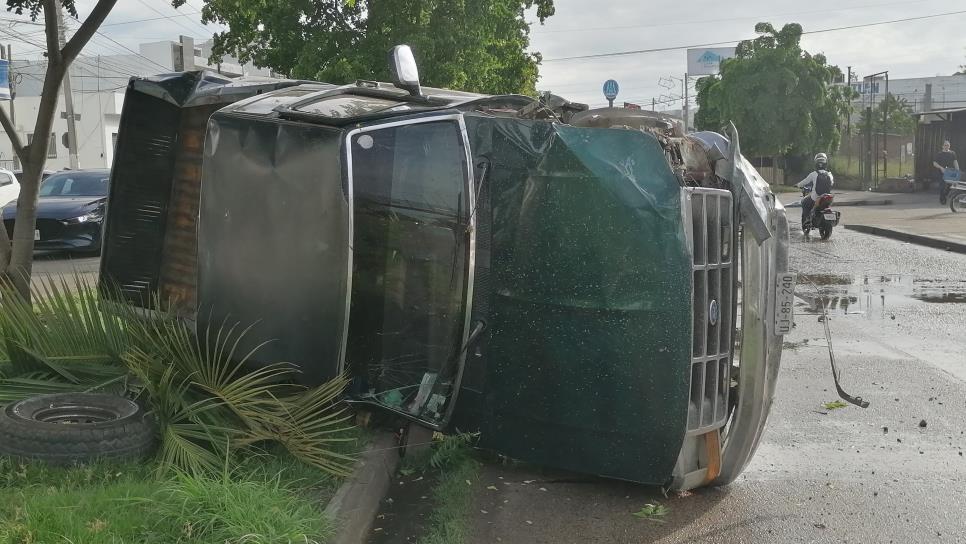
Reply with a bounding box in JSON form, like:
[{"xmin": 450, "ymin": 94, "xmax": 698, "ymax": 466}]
[{"xmin": 796, "ymin": 170, "xmax": 834, "ymax": 201}]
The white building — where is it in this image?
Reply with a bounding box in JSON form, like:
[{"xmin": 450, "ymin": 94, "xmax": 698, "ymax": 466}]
[
  {"xmin": 847, "ymin": 74, "xmax": 966, "ymax": 114},
  {"xmin": 0, "ymin": 36, "xmax": 273, "ymax": 171}
]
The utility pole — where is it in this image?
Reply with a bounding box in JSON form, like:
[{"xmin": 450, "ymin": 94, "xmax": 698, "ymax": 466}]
[
  {"xmin": 55, "ymin": 2, "xmax": 79, "ymax": 169},
  {"xmin": 846, "ymin": 66, "xmax": 852, "ymax": 175},
  {"xmin": 683, "ymin": 73, "xmax": 690, "ymax": 133},
  {"xmin": 5, "ymin": 44, "xmax": 16, "ymax": 171}
]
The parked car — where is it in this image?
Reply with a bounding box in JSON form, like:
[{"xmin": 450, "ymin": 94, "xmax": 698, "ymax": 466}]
[
  {"xmin": 2, "ymin": 169, "xmax": 110, "ymax": 254},
  {"xmin": 100, "ymin": 52, "xmax": 790, "ymax": 491},
  {"xmin": 13, "ymin": 169, "xmax": 56, "ymax": 184},
  {"xmin": 0, "ymin": 167, "xmax": 18, "ymax": 207}
]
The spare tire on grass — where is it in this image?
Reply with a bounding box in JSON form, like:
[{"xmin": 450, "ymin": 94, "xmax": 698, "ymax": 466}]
[{"xmin": 0, "ymin": 393, "xmax": 157, "ymax": 464}]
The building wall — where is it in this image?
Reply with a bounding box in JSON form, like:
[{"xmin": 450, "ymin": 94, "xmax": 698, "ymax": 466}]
[
  {"xmin": 3, "ymin": 36, "xmax": 274, "ymax": 173},
  {"xmin": 847, "ymin": 75, "xmax": 966, "ymax": 114},
  {"xmin": 0, "ymin": 90, "xmax": 124, "ymax": 171}
]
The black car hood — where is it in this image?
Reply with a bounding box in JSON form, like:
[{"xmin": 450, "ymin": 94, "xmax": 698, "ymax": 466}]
[{"xmin": 2, "ymin": 196, "xmax": 107, "ymax": 220}]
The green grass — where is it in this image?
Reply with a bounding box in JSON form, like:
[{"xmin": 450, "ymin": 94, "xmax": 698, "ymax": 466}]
[
  {"xmin": 419, "ymin": 458, "xmax": 480, "ymax": 544},
  {"xmin": 0, "ymin": 453, "xmax": 340, "ymax": 544},
  {"xmin": 405, "ymin": 433, "xmax": 481, "ymax": 544}
]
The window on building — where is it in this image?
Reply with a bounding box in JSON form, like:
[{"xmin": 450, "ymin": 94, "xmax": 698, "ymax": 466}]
[{"xmin": 27, "ymin": 133, "xmax": 57, "ymax": 159}]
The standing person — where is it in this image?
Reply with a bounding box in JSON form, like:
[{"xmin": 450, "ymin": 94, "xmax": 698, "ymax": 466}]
[
  {"xmin": 796, "ymin": 153, "xmax": 834, "ymax": 227},
  {"xmin": 933, "ymin": 140, "xmax": 960, "ymax": 205}
]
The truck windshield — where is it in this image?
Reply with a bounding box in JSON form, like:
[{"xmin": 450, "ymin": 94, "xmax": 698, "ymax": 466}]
[{"xmin": 346, "ymin": 120, "xmax": 470, "ymax": 424}]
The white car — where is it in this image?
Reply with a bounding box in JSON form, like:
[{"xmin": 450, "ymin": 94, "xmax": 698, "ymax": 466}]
[{"xmin": 0, "ymin": 168, "xmax": 18, "ymax": 207}]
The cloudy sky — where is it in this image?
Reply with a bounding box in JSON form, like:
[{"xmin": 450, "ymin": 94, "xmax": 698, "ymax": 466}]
[
  {"xmin": 5, "ymin": 0, "xmax": 965, "ymax": 107},
  {"xmin": 530, "ymin": 0, "xmax": 966, "ymax": 107}
]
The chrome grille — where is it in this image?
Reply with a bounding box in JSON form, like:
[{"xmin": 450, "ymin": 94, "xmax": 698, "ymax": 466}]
[{"xmin": 687, "ymin": 188, "xmax": 735, "ymax": 434}]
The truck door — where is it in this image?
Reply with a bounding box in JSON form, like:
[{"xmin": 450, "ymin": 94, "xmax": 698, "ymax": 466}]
[{"xmin": 343, "ymin": 115, "xmax": 476, "ymax": 428}]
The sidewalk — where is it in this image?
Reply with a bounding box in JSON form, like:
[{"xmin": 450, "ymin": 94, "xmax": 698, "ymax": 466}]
[{"xmin": 781, "ymin": 189, "xmax": 966, "ymax": 252}]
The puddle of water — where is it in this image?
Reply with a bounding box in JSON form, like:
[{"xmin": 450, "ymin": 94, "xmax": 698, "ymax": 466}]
[
  {"xmin": 911, "ymin": 292, "xmax": 966, "ymax": 304},
  {"xmin": 795, "ymin": 273, "xmax": 966, "ymax": 316},
  {"xmin": 798, "ymin": 273, "xmax": 853, "ymax": 287}
]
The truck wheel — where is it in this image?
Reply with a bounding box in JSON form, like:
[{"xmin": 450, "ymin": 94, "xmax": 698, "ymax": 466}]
[
  {"xmin": 951, "ymin": 192, "xmax": 965, "ymax": 213},
  {"xmin": 0, "ymin": 393, "xmax": 156, "ymax": 464}
]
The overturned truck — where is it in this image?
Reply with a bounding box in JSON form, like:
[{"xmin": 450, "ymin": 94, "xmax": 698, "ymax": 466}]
[{"xmin": 101, "ymin": 48, "xmax": 790, "ymax": 490}]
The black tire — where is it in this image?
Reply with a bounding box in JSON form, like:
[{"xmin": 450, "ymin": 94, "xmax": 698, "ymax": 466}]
[
  {"xmin": 951, "ymin": 192, "xmax": 965, "ymax": 213},
  {"xmin": 0, "ymin": 393, "xmax": 156, "ymax": 464},
  {"xmin": 820, "ymin": 225, "xmax": 833, "ymax": 240}
]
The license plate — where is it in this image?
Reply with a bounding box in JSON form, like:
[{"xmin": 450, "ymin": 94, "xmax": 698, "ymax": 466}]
[
  {"xmin": 775, "ymin": 273, "xmax": 795, "ymax": 335},
  {"xmin": 823, "ymin": 212, "xmax": 837, "ymax": 221},
  {"xmin": 34, "ymin": 229, "xmax": 40, "ymax": 241}
]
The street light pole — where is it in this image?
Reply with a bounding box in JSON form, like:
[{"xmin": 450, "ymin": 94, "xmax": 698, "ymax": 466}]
[{"xmin": 55, "ymin": 2, "xmax": 80, "ymax": 169}]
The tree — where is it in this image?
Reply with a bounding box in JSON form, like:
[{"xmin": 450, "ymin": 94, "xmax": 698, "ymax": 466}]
[
  {"xmin": 178, "ymin": 0, "xmax": 555, "ymax": 96},
  {"xmin": 0, "ymin": 0, "xmax": 118, "ymax": 297},
  {"xmin": 858, "ymin": 93, "xmax": 916, "ymax": 136},
  {"xmin": 695, "ymin": 23, "xmax": 856, "ymax": 181}
]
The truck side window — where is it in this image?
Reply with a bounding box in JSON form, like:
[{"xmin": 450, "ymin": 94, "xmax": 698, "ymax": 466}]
[{"xmin": 347, "ymin": 120, "xmax": 471, "ymax": 424}]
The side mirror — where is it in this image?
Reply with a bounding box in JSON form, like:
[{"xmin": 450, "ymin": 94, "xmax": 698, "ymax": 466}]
[{"xmin": 388, "ymin": 45, "xmax": 421, "ymax": 97}]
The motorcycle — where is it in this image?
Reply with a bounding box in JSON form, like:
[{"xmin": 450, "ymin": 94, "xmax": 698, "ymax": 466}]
[
  {"xmin": 801, "ymin": 184, "xmax": 841, "ymax": 240},
  {"xmin": 949, "ymin": 180, "xmax": 966, "ymax": 213}
]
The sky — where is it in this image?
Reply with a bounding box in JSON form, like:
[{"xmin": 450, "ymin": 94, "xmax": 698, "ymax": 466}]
[
  {"xmin": 1, "ymin": 0, "xmax": 964, "ymax": 109},
  {"xmin": 530, "ymin": 0, "xmax": 966, "ymax": 108}
]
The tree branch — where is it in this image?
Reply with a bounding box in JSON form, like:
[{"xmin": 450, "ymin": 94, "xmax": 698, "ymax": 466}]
[
  {"xmin": 0, "ymin": 104, "xmax": 25, "ymax": 164},
  {"xmin": 61, "ymin": 0, "xmax": 119, "ymax": 64},
  {"xmin": 42, "ymin": 0, "xmax": 62, "ymax": 65}
]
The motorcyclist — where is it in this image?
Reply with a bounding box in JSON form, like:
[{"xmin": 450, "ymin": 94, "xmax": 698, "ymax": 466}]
[{"xmin": 796, "ymin": 153, "xmax": 834, "ymax": 227}]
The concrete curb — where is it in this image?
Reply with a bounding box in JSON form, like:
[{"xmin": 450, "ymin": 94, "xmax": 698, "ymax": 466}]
[
  {"xmin": 845, "ymin": 224, "xmax": 966, "ymax": 255},
  {"xmin": 834, "ymin": 199, "xmax": 894, "ymax": 207},
  {"xmin": 784, "ymin": 199, "xmax": 893, "ymax": 208},
  {"xmin": 324, "ymin": 431, "xmax": 399, "ymax": 544}
]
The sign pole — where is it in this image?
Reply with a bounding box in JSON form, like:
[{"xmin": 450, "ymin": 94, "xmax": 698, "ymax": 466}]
[
  {"xmin": 6, "ymin": 44, "xmax": 15, "ymax": 171},
  {"xmin": 683, "ymin": 72, "xmax": 689, "ymax": 133}
]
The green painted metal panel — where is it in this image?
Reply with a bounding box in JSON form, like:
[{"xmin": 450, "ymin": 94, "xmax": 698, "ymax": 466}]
[{"xmin": 465, "ymin": 116, "xmax": 692, "ymax": 484}]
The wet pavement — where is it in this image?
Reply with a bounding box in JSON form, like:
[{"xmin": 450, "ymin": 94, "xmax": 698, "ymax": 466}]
[{"xmin": 462, "ymin": 228, "xmax": 966, "ymax": 543}]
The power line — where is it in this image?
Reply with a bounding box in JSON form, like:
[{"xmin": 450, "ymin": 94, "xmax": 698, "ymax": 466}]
[
  {"xmin": 101, "ymin": 10, "xmax": 201, "ymax": 27},
  {"xmin": 532, "ymin": 0, "xmax": 936, "ymax": 35},
  {"xmin": 543, "ymin": 9, "xmax": 966, "ymax": 62},
  {"xmin": 134, "ymin": 0, "xmax": 206, "ymax": 37}
]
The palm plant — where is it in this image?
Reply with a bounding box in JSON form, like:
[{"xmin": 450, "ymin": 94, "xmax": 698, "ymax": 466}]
[{"xmin": 0, "ymin": 276, "xmax": 356, "ymax": 477}]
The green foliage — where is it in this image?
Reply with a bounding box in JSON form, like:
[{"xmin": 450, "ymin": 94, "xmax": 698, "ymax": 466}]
[
  {"xmin": 418, "ymin": 451, "xmax": 480, "ymax": 544},
  {"xmin": 632, "ymin": 503, "xmax": 669, "ymax": 522},
  {"xmin": 152, "ymin": 468, "xmax": 334, "ymax": 543},
  {"xmin": 0, "ymin": 456, "xmax": 335, "ymax": 543},
  {"xmin": 0, "ymin": 277, "xmax": 356, "ymax": 478},
  {"xmin": 4, "ymin": 0, "xmax": 77, "ymax": 20},
  {"xmin": 857, "ymin": 93, "xmax": 916, "ymax": 136},
  {"xmin": 823, "ymin": 400, "xmax": 848, "ymax": 410},
  {"xmin": 182, "ymin": 0, "xmax": 555, "ymax": 95},
  {"xmin": 695, "ymin": 22, "xmax": 856, "ymax": 158}
]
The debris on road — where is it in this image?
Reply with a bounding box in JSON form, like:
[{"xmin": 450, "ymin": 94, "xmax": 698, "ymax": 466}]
[{"xmin": 632, "ymin": 504, "xmax": 669, "ymax": 522}]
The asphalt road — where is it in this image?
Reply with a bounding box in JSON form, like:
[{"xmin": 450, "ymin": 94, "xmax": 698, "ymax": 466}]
[
  {"xmin": 30, "ymin": 254, "xmax": 99, "ymax": 288},
  {"xmin": 459, "ymin": 228, "xmax": 966, "ymax": 544}
]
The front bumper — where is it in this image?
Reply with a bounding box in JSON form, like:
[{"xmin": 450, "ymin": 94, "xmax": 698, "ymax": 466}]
[{"xmin": 3, "ymin": 218, "xmax": 103, "ymax": 253}]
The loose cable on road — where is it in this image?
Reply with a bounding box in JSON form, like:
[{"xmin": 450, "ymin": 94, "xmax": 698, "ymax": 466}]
[{"xmin": 797, "ymin": 274, "xmax": 871, "ymax": 409}]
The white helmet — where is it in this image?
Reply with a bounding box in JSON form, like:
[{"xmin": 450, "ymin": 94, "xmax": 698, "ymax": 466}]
[{"xmin": 814, "ymin": 152, "xmax": 828, "ymax": 164}]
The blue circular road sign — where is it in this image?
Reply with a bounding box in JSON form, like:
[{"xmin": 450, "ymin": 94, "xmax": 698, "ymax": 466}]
[{"xmin": 603, "ymin": 79, "xmax": 620, "ymax": 101}]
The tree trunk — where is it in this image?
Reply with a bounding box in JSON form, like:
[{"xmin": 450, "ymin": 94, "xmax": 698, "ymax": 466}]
[
  {"xmin": 0, "ymin": 0, "xmax": 117, "ymax": 299},
  {"xmin": 4, "ymin": 60, "xmax": 66, "ymax": 299}
]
